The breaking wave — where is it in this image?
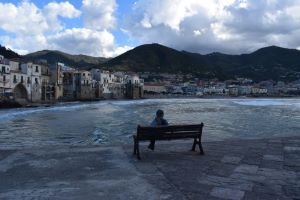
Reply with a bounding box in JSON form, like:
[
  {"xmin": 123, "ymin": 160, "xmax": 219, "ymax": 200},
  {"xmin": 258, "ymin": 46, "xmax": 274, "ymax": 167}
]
[{"xmin": 232, "ymin": 99, "xmax": 298, "ymax": 106}]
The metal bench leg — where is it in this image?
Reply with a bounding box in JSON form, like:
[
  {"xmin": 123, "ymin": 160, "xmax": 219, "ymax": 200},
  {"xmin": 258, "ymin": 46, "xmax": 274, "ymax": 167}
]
[
  {"xmin": 199, "ymin": 142, "xmax": 204, "ymax": 155},
  {"xmin": 133, "ymin": 138, "xmax": 137, "ymax": 155},
  {"xmin": 136, "ymin": 141, "xmax": 141, "ymax": 160},
  {"xmin": 191, "ymin": 138, "xmax": 197, "ymax": 151}
]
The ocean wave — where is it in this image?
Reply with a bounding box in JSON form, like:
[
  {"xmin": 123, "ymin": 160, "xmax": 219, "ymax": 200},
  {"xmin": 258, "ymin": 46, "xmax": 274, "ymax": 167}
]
[
  {"xmin": 232, "ymin": 99, "xmax": 293, "ymax": 106},
  {"xmin": 0, "ymin": 103, "xmax": 93, "ymax": 121},
  {"xmin": 1, "ymin": 98, "xmax": 298, "ymax": 121}
]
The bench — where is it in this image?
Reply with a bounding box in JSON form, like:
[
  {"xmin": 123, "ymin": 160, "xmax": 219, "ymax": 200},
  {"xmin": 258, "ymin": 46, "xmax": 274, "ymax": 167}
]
[{"xmin": 133, "ymin": 123, "xmax": 204, "ymax": 159}]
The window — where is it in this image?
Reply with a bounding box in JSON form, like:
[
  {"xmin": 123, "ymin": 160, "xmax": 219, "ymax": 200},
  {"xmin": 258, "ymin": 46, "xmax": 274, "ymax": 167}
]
[
  {"xmin": 21, "ymin": 76, "xmax": 24, "ymax": 83},
  {"xmin": 13, "ymin": 75, "xmax": 17, "ymax": 83},
  {"xmin": 3, "ymin": 75, "xmax": 6, "ymax": 82},
  {"xmin": 27, "ymin": 77, "xmax": 30, "ymax": 84},
  {"xmin": 83, "ymin": 73, "xmax": 85, "ymax": 76},
  {"xmin": 35, "ymin": 78, "xmax": 38, "ymax": 84},
  {"xmin": 1, "ymin": 66, "xmax": 5, "ymax": 73},
  {"xmin": 87, "ymin": 80, "xmax": 89, "ymax": 85},
  {"xmin": 35, "ymin": 66, "xmax": 39, "ymax": 72}
]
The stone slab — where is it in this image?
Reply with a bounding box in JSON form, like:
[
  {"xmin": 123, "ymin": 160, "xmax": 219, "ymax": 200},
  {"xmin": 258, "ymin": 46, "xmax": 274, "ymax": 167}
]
[
  {"xmin": 210, "ymin": 187, "xmax": 245, "ymax": 200},
  {"xmin": 221, "ymin": 156, "xmax": 243, "ymax": 164},
  {"xmin": 284, "ymin": 146, "xmax": 300, "ymax": 152},
  {"xmin": 198, "ymin": 175, "xmax": 254, "ymax": 191},
  {"xmin": 234, "ymin": 164, "xmax": 259, "ymax": 174},
  {"xmin": 263, "ymin": 155, "xmax": 283, "ymax": 162}
]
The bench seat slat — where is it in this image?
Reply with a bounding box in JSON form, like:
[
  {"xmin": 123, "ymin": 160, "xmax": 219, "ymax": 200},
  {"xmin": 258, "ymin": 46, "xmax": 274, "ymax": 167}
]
[
  {"xmin": 138, "ymin": 132, "xmax": 200, "ymax": 140},
  {"xmin": 138, "ymin": 134, "xmax": 200, "ymax": 141},
  {"xmin": 138, "ymin": 125, "xmax": 202, "ymax": 133}
]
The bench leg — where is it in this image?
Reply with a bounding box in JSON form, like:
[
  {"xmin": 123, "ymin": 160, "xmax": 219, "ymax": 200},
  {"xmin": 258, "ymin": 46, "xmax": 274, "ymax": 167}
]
[
  {"xmin": 199, "ymin": 142, "xmax": 204, "ymax": 155},
  {"xmin": 191, "ymin": 138, "xmax": 204, "ymax": 155},
  {"xmin": 136, "ymin": 141, "xmax": 141, "ymax": 160},
  {"xmin": 191, "ymin": 138, "xmax": 197, "ymax": 151},
  {"xmin": 133, "ymin": 138, "xmax": 137, "ymax": 155}
]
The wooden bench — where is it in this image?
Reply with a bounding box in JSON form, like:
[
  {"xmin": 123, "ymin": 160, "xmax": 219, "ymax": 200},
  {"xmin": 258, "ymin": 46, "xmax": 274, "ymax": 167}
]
[{"xmin": 133, "ymin": 123, "xmax": 204, "ymax": 159}]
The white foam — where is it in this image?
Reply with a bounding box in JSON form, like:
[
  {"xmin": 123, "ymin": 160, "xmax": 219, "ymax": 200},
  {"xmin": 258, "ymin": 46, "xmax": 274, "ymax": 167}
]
[
  {"xmin": 0, "ymin": 103, "xmax": 93, "ymax": 121},
  {"xmin": 233, "ymin": 99, "xmax": 292, "ymax": 106}
]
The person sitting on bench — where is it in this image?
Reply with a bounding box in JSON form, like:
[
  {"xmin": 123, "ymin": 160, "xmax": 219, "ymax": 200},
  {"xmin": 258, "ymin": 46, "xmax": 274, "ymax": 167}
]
[{"xmin": 148, "ymin": 109, "xmax": 169, "ymax": 150}]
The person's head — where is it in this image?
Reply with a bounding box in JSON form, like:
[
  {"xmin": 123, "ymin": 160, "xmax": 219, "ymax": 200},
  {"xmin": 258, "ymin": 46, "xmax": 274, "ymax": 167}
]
[{"xmin": 156, "ymin": 109, "xmax": 164, "ymax": 119}]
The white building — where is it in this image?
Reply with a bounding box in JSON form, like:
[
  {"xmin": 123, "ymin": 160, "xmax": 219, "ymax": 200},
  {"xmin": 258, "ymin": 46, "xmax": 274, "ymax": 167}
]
[
  {"xmin": 238, "ymin": 86, "xmax": 252, "ymax": 95},
  {"xmin": 144, "ymin": 84, "xmax": 167, "ymax": 93},
  {"xmin": 0, "ymin": 55, "xmax": 11, "ymax": 98}
]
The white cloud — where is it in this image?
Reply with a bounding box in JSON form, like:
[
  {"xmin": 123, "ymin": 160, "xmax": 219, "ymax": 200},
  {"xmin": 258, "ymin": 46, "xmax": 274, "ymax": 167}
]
[
  {"xmin": 0, "ymin": 0, "xmax": 129, "ymax": 57},
  {"xmin": 193, "ymin": 30, "xmax": 202, "ymax": 37},
  {"xmin": 82, "ymin": 0, "xmax": 117, "ymax": 30},
  {"xmin": 125, "ymin": 0, "xmax": 300, "ymax": 54},
  {"xmin": 43, "ymin": 1, "xmax": 81, "ymax": 31},
  {"xmin": 48, "ymin": 28, "xmax": 130, "ymax": 57},
  {"xmin": 0, "ymin": 1, "xmax": 48, "ymax": 35},
  {"xmin": 133, "ymin": 0, "xmax": 197, "ymax": 31},
  {"xmin": 2, "ymin": 0, "xmax": 300, "ymax": 57}
]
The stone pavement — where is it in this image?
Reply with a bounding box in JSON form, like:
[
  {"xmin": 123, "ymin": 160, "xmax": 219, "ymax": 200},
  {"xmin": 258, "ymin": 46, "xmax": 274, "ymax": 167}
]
[{"xmin": 0, "ymin": 136, "xmax": 300, "ymax": 200}]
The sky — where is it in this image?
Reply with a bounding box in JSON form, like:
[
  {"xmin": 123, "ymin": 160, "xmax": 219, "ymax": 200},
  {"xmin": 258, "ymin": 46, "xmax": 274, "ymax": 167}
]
[{"xmin": 0, "ymin": 0, "xmax": 300, "ymax": 57}]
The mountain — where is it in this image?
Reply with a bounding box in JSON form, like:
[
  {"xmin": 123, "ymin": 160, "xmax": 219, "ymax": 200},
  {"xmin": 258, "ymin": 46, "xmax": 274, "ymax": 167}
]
[
  {"xmin": 104, "ymin": 43, "xmax": 227, "ymax": 79},
  {"xmin": 1, "ymin": 43, "xmax": 300, "ymax": 81},
  {"xmin": 208, "ymin": 46, "xmax": 300, "ymax": 81},
  {"xmin": 0, "ymin": 45, "xmax": 21, "ymax": 59},
  {"xmin": 24, "ymin": 50, "xmax": 109, "ymax": 69},
  {"xmin": 104, "ymin": 44, "xmax": 300, "ymax": 81}
]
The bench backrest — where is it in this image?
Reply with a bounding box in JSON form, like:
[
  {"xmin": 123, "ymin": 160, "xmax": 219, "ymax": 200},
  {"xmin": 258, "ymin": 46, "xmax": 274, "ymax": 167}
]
[{"xmin": 136, "ymin": 123, "xmax": 204, "ymax": 141}]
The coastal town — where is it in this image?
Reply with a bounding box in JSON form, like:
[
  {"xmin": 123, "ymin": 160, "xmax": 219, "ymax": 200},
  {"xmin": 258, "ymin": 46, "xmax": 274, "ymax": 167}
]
[
  {"xmin": 0, "ymin": 55, "xmax": 144, "ymax": 106},
  {"xmin": 142, "ymin": 72, "xmax": 300, "ymax": 97},
  {"xmin": 1, "ymin": 54, "xmax": 300, "ymax": 107}
]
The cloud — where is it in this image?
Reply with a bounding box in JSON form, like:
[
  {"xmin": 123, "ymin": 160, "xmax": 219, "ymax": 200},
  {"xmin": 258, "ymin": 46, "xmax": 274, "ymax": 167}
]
[
  {"xmin": 0, "ymin": 0, "xmax": 129, "ymax": 57},
  {"xmin": 82, "ymin": 0, "xmax": 117, "ymax": 30},
  {"xmin": 48, "ymin": 28, "xmax": 131, "ymax": 57},
  {"xmin": 0, "ymin": 1, "xmax": 48, "ymax": 35},
  {"xmin": 2, "ymin": 0, "xmax": 300, "ymax": 57},
  {"xmin": 43, "ymin": 1, "xmax": 81, "ymax": 31},
  {"xmin": 125, "ymin": 0, "xmax": 300, "ymax": 54}
]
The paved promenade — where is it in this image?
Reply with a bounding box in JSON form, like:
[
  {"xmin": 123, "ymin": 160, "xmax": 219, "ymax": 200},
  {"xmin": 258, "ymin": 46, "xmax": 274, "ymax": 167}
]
[{"xmin": 0, "ymin": 136, "xmax": 299, "ymax": 200}]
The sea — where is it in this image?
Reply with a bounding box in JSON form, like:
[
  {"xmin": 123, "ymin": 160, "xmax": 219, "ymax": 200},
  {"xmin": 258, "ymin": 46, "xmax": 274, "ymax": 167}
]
[{"xmin": 0, "ymin": 98, "xmax": 299, "ymax": 149}]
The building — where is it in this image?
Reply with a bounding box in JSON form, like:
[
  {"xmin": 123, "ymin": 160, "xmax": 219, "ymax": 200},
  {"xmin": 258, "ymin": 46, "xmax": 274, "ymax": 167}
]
[
  {"xmin": 238, "ymin": 86, "xmax": 252, "ymax": 96},
  {"xmin": 74, "ymin": 70, "xmax": 95, "ymax": 100},
  {"xmin": 40, "ymin": 64, "xmax": 53, "ymax": 101},
  {"xmin": 0, "ymin": 55, "xmax": 11, "ymax": 100},
  {"xmin": 228, "ymin": 86, "xmax": 239, "ymax": 96},
  {"xmin": 1, "ymin": 55, "xmax": 144, "ymax": 104},
  {"xmin": 50, "ymin": 62, "xmax": 64, "ymax": 100},
  {"xmin": 125, "ymin": 74, "xmax": 144, "ymax": 99},
  {"xmin": 62, "ymin": 67, "xmax": 76, "ymax": 100},
  {"xmin": 98, "ymin": 70, "xmax": 114, "ymax": 98},
  {"xmin": 144, "ymin": 83, "xmax": 167, "ymax": 94}
]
